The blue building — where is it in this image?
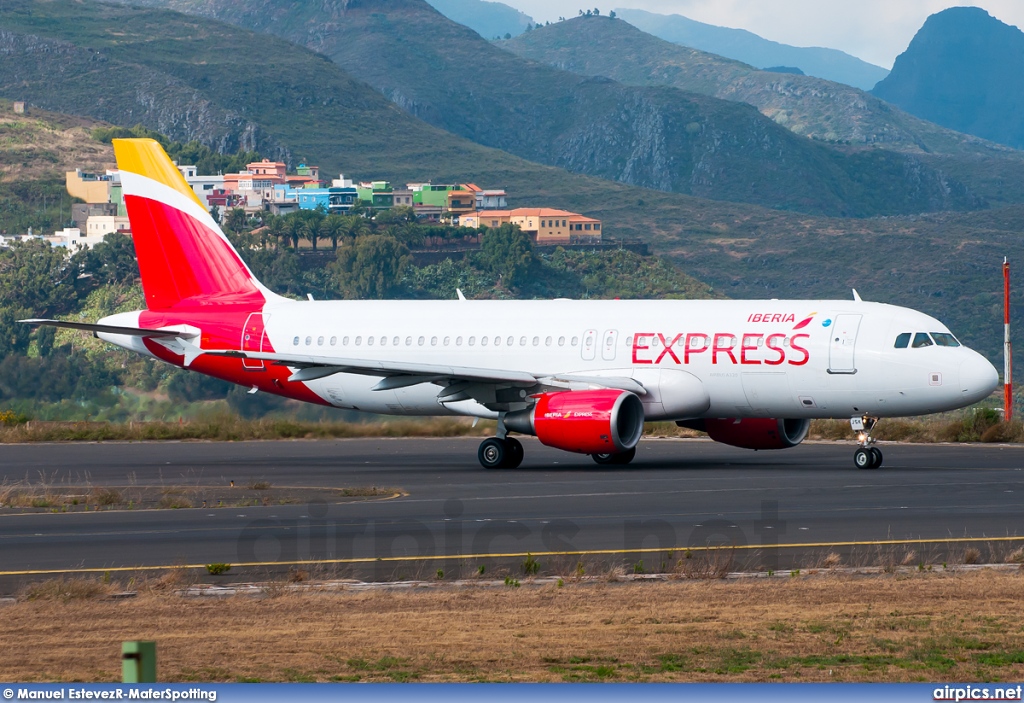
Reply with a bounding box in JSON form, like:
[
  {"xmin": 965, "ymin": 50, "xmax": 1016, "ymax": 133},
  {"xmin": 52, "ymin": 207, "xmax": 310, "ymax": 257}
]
[{"xmin": 295, "ymin": 186, "xmax": 359, "ymax": 213}]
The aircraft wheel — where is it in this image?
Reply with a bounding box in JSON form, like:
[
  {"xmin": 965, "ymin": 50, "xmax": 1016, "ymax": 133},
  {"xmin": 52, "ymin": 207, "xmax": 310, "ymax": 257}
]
[
  {"xmin": 592, "ymin": 446, "xmax": 637, "ymax": 466},
  {"xmin": 870, "ymin": 447, "xmax": 883, "ymax": 469},
  {"xmin": 854, "ymin": 447, "xmax": 877, "ymax": 470},
  {"xmin": 478, "ymin": 438, "xmax": 508, "ymax": 469},
  {"xmin": 504, "ymin": 437, "xmax": 524, "ymax": 469}
]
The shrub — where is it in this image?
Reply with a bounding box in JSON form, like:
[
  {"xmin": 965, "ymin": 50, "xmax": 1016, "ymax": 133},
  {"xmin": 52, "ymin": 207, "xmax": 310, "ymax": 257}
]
[{"xmin": 206, "ymin": 563, "xmax": 231, "ymax": 575}]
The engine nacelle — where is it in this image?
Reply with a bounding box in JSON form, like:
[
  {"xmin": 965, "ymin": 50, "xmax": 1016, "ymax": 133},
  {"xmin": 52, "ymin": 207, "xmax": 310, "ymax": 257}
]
[
  {"xmin": 699, "ymin": 417, "xmax": 810, "ymax": 450},
  {"xmin": 505, "ymin": 389, "xmax": 644, "ymax": 455}
]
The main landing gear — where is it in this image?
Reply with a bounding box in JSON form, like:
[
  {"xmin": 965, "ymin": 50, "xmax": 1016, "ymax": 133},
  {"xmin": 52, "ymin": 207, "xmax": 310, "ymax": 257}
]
[
  {"xmin": 592, "ymin": 447, "xmax": 637, "ymax": 466},
  {"xmin": 851, "ymin": 415, "xmax": 883, "ymax": 469},
  {"xmin": 478, "ymin": 437, "xmax": 524, "ymax": 469}
]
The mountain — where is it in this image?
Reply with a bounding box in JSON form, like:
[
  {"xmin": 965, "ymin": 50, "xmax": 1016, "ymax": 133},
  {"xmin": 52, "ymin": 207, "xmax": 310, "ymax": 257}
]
[
  {"xmin": 425, "ymin": 0, "xmax": 533, "ymax": 39},
  {"xmin": 873, "ymin": 7, "xmax": 1024, "ymax": 151},
  {"xmin": 613, "ymin": 8, "xmax": 889, "ymax": 91},
  {"xmin": 119, "ymin": 0, "xmax": 984, "ymax": 218},
  {"xmin": 504, "ymin": 16, "xmax": 1002, "ymax": 156}
]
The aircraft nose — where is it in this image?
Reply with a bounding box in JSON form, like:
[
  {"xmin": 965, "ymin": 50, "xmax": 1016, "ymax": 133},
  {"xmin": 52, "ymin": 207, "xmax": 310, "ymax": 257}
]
[{"xmin": 959, "ymin": 354, "xmax": 999, "ymax": 403}]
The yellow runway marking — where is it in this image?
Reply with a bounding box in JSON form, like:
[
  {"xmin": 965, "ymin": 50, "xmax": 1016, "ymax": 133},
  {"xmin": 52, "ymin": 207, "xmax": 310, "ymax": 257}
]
[{"xmin": 1, "ymin": 535, "xmax": 1023, "ymax": 577}]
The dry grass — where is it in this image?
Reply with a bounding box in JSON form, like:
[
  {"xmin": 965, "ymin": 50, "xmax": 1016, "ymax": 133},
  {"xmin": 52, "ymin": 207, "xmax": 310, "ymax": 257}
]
[
  {"xmin": 3, "ymin": 571, "xmax": 1024, "ymax": 682},
  {"xmin": 0, "ymin": 477, "xmax": 398, "ymax": 513},
  {"xmin": 0, "ymin": 417, "xmax": 494, "ymax": 444}
]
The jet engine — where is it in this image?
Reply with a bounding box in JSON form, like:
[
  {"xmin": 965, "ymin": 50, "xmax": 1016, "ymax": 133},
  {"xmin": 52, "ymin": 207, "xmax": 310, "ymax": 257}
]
[
  {"xmin": 680, "ymin": 417, "xmax": 810, "ymax": 450},
  {"xmin": 505, "ymin": 389, "xmax": 644, "ymax": 454}
]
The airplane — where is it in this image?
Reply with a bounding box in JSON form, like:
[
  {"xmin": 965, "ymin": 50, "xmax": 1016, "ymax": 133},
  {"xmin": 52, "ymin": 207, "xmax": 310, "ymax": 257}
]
[{"xmin": 23, "ymin": 139, "xmax": 1000, "ymax": 470}]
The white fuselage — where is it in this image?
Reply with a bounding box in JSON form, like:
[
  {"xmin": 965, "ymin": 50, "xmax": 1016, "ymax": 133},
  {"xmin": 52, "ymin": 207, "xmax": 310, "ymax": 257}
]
[{"xmin": 147, "ymin": 297, "xmax": 995, "ymax": 421}]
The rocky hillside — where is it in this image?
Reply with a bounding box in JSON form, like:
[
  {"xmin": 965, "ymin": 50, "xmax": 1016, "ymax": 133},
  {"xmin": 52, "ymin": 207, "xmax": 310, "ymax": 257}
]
[
  {"xmin": 425, "ymin": 0, "xmax": 533, "ymax": 39},
  {"xmin": 119, "ymin": 0, "xmax": 986, "ymax": 218},
  {"xmin": 504, "ymin": 16, "xmax": 1003, "ymax": 156},
  {"xmin": 873, "ymin": 7, "xmax": 1024, "ymax": 151},
  {"xmin": 0, "ymin": 102, "xmax": 113, "ymax": 181},
  {"xmin": 613, "ymin": 7, "xmax": 889, "ymax": 91}
]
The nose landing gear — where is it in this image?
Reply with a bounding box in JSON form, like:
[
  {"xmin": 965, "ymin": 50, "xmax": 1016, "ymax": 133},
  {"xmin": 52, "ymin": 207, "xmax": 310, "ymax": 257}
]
[{"xmin": 851, "ymin": 415, "xmax": 882, "ymax": 469}]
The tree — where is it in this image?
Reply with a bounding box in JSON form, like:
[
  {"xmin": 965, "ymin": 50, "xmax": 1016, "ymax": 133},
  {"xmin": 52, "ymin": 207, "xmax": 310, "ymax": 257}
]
[
  {"xmin": 0, "ymin": 240, "xmax": 79, "ymax": 317},
  {"xmin": 0, "ymin": 306, "xmax": 32, "ymax": 357},
  {"xmin": 478, "ymin": 224, "xmax": 533, "ymax": 289},
  {"xmin": 223, "ymin": 207, "xmax": 248, "ymax": 234},
  {"xmin": 332, "ymin": 234, "xmax": 411, "ymax": 299},
  {"xmin": 503, "ymin": 32, "xmax": 511, "ymax": 39},
  {"xmin": 609, "ymin": 10, "xmax": 616, "ymax": 19},
  {"xmin": 73, "ymin": 233, "xmax": 139, "ymax": 286}
]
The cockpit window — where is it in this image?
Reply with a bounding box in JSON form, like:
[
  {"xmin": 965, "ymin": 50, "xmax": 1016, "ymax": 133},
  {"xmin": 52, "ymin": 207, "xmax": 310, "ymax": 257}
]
[
  {"xmin": 912, "ymin": 332, "xmax": 934, "ymax": 348},
  {"xmin": 894, "ymin": 332, "xmax": 911, "ymax": 349},
  {"xmin": 931, "ymin": 332, "xmax": 960, "ymax": 347}
]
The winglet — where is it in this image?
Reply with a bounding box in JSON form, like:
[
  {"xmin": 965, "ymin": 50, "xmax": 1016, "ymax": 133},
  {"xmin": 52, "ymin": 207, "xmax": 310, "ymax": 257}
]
[
  {"xmin": 852, "ymin": 289, "xmax": 863, "ymax": 302},
  {"xmin": 456, "ymin": 288, "xmax": 466, "ymax": 301}
]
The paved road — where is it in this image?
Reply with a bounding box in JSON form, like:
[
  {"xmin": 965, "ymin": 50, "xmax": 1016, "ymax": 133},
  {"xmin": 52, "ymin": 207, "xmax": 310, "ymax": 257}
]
[{"xmin": 1, "ymin": 438, "xmax": 1022, "ymax": 589}]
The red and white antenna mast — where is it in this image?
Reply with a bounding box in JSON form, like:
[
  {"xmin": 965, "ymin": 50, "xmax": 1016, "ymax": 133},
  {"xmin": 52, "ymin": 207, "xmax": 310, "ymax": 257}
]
[{"xmin": 1004, "ymin": 257, "xmax": 1013, "ymax": 422}]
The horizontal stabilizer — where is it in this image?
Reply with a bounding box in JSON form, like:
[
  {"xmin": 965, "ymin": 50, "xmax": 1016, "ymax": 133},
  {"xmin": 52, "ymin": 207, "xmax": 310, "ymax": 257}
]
[{"xmin": 19, "ymin": 319, "xmax": 184, "ymax": 338}]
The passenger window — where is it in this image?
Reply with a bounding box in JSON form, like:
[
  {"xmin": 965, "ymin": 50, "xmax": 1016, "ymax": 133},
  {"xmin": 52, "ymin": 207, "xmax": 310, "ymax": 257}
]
[
  {"xmin": 355, "ymin": 336, "xmax": 362, "ymax": 346},
  {"xmin": 468, "ymin": 336, "xmax": 476, "ymax": 346},
  {"xmin": 894, "ymin": 332, "xmax": 911, "ymax": 348},
  {"xmin": 932, "ymin": 332, "xmax": 960, "ymax": 347},
  {"xmin": 406, "ymin": 336, "xmax": 412, "ymax": 346},
  {"xmin": 343, "ymin": 336, "xmax": 349, "ymax": 345},
  {"xmin": 456, "ymin": 336, "xmax": 463, "ymax": 346},
  {"xmin": 305, "ymin": 336, "xmax": 312, "ymax": 346},
  {"xmin": 520, "ymin": 336, "xmax": 527, "ymax": 346},
  {"xmin": 625, "ymin": 336, "xmax": 633, "ymax": 346},
  {"xmin": 546, "ymin": 336, "xmax": 552, "ymax": 346},
  {"xmin": 431, "ymin": 336, "xmax": 438, "ymax": 346},
  {"xmin": 444, "ymin": 336, "xmax": 450, "ymax": 346},
  {"xmin": 330, "ymin": 336, "xmax": 337, "ymax": 346},
  {"xmin": 481, "ymin": 336, "xmax": 489, "ymax": 347},
  {"xmin": 912, "ymin": 332, "xmax": 934, "ymax": 348},
  {"xmin": 418, "ymin": 336, "xmax": 425, "ymax": 346},
  {"xmin": 380, "ymin": 336, "xmax": 387, "ymax": 346},
  {"xmin": 494, "ymin": 336, "xmax": 501, "ymax": 346},
  {"xmin": 571, "ymin": 336, "xmax": 579, "ymax": 346},
  {"xmin": 293, "ymin": 336, "xmax": 299, "ymax": 346},
  {"xmin": 532, "ymin": 336, "xmax": 540, "ymax": 346},
  {"xmin": 393, "ymin": 336, "xmax": 399, "ymax": 346},
  {"xmin": 368, "ymin": 337, "xmax": 374, "ymax": 346},
  {"xmin": 317, "ymin": 336, "xmax": 324, "ymax": 346},
  {"xmin": 558, "ymin": 336, "xmax": 565, "ymax": 346},
  {"xmin": 507, "ymin": 336, "xmax": 514, "ymax": 346}
]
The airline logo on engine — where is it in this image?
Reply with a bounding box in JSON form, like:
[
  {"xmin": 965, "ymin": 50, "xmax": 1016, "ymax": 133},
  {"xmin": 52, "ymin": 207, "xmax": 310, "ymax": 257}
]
[
  {"xmin": 631, "ymin": 331, "xmax": 811, "ymax": 366},
  {"xmin": 544, "ymin": 411, "xmax": 595, "ymax": 419}
]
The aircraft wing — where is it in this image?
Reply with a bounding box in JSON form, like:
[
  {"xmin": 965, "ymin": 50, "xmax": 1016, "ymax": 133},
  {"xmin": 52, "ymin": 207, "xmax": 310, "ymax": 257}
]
[{"xmin": 203, "ymin": 348, "xmax": 647, "ymax": 396}]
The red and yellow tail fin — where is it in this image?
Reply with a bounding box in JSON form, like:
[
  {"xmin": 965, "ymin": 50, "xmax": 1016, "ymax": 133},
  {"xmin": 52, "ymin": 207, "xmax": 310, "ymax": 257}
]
[{"xmin": 114, "ymin": 138, "xmax": 266, "ymax": 310}]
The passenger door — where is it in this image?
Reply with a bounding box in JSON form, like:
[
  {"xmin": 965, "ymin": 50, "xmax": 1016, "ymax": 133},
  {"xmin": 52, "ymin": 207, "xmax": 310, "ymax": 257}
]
[
  {"xmin": 241, "ymin": 312, "xmax": 268, "ymax": 370},
  {"xmin": 828, "ymin": 314, "xmax": 861, "ymax": 374}
]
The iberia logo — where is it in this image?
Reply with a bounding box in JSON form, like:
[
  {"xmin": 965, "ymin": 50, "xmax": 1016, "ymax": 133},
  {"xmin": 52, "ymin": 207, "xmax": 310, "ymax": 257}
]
[{"xmin": 792, "ymin": 312, "xmax": 817, "ymax": 330}]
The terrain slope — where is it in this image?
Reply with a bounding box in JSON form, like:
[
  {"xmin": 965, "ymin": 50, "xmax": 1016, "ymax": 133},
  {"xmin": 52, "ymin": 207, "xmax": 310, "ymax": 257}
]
[
  {"xmin": 120, "ymin": 0, "xmax": 986, "ymax": 218},
  {"xmin": 504, "ymin": 16, "xmax": 1000, "ymax": 156},
  {"xmin": 873, "ymin": 7, "xmax": 1024, "ymax": 151},
  {"xmin": 614, "ymin": 7, "xmax": 889, "ymax": 90}
]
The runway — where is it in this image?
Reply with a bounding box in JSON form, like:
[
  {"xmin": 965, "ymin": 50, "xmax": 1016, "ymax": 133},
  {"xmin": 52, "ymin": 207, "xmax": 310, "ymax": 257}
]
[{"xmin": 1, "ymin": 437, "xmax": 1023, "ymax": 590}]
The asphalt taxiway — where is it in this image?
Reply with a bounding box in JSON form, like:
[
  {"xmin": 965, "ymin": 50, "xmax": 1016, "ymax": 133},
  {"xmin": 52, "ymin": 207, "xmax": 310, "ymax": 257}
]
[{"xmin": 1, "ymin": 437, "xmax": 1022, "ymax": 589}]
